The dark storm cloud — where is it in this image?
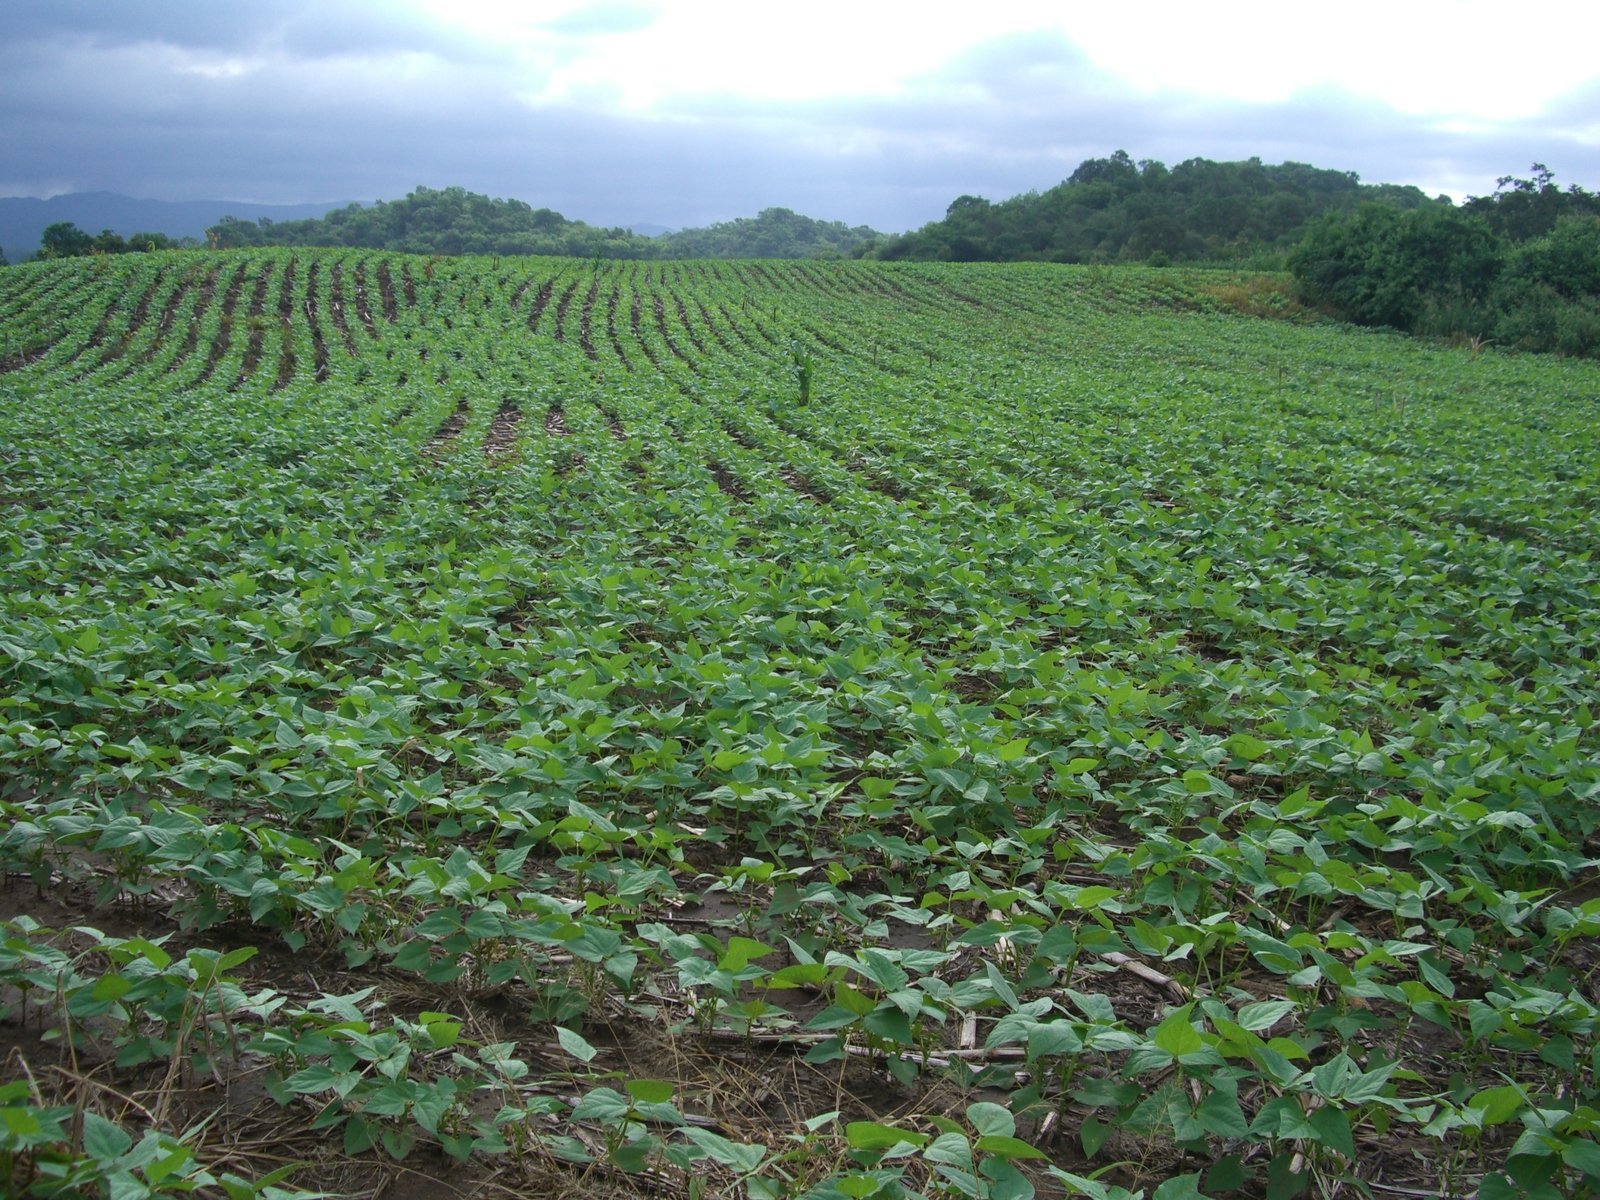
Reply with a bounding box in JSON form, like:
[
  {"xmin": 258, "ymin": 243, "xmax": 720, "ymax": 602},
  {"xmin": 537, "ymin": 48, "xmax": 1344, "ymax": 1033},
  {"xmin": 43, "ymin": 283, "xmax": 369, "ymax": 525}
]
[{"xmin": 2, "ymin": 5, "xmax": 1594, "ymax": 231}]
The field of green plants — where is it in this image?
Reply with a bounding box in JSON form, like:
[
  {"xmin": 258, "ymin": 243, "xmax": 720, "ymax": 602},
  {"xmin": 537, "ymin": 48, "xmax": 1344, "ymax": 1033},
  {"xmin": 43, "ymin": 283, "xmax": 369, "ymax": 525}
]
[{"xmin": 1, "ymin": 249, "xmax": 1598, "ymax": 1200}]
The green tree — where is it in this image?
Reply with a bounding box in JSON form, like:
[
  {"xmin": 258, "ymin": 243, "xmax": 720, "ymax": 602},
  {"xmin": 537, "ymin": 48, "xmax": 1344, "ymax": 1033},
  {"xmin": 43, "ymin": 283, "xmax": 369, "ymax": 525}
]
[{"xmin": 39, "ymin": 221, "xmax": 94, "ymax": 259}]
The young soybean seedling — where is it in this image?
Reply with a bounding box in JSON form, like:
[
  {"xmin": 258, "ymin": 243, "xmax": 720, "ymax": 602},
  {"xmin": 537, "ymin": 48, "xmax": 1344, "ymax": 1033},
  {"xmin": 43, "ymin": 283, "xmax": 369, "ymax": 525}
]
[{"xmin": 789, "ymin": 339, "xmax": 814, "ymax": 405}]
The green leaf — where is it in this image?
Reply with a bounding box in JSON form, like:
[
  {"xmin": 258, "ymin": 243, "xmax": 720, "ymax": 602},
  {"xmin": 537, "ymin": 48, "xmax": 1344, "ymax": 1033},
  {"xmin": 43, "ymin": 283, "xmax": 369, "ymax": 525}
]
[
  {"xmin": 1308, "ymin": 1105, "xmax": 1354, "ymax": 1158},
  {"xmin": 1152, "ymin": 1006, "xmax": 1205, "ymax": 1057},
  {"xmin": 1079, "ymin": 1115, "xmax": 1113, "ymax": 1160},
  {"xmin": 845, "ymin": 1121, "xmax": 927, "ymax": 1152},
  {"xmin": 718, "ymin": 936, "xmax": 773, "ymax": 973},
  {"xmin": 81, "ymin": 1111, "xmax": 134, "ymax": 1161},
  {"xmin": 1152, "ymin": 1174, "xmax": 1208, "ymax": 1200},
  {"xmin": 556, "ymin": 1026, "xmax": 599, "ymax": 1063},
  {"xmin": 626, "ymin": 1079, "xmax": 674, "ymax": 1105},
  {"xmin": 1562, "ymin": 1137, "xmax": 1600, "ymax": 1179},
  {"xmin": 1234, "ymin": 999, "xmax": 1296, "ymax": 1032},
  {"xmin": 967, "ymin": 1102, "xmax": 1015, "ymax": 1138},
  {"xmin": 976, "ymin": 1134, "xmax": 1047, "ymax": 1161}
]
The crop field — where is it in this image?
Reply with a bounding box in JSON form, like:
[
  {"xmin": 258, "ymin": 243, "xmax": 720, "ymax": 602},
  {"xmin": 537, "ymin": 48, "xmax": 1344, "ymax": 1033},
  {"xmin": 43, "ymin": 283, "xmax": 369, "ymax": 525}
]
[{"xmin": 2, "ymin": 249, "xmax": 1599, "ymax": 1200}]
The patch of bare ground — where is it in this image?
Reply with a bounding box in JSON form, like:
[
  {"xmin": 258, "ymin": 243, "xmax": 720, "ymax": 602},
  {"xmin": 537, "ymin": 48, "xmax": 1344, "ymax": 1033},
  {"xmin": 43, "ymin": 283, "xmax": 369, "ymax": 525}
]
[
  {"xmin": 97, "ymin": 267, "xmax": 165, "ymax": 368},
  {"xmin": 0, "ymin": 340, "xmax": 62, "ymax": 374},
  {"xmin": 715, "ymin": 302, "xmax": 758, "ymax": 349},
  {"xmin": 578, "ymin": 278, "xmax": 600, "ymax": 361},
  {"xmin": 353, "ymin": 260, "xmax": 380, "ymax": 335},
  {"xmin": 304, "ymin": 263, "xmax": 331, "ymax": 382},
  {"xmin": 137, "ymin": 263, "xmax": 206, "ymax": 367},
  {"xmin": 423, "ymin": 397, "xmax": 469, "ymax": 459},
  {"xmin": 544, "ymin": 404, "xmax": 570, "ymax": 438},
  {"xmin": 271, "ymin": 258, "xmax": 299, "ymax": 389},
  {"xmin": 552, "ymin": 279, "xmax": 580, "ymax": 343},
  {"xmin": 692, "ymin": 297, "xmax": 734, "ymax": 353},
  {"xmin": 376, "ymin": 263, "xmax": 399, "ymax": 322},
  {"xmin": 63, "ymin": 285, "xmax": 125, "ymax": 369},
  {"xmin": 401, "ymin": 263, "xmax": 417, "ymax": 307},
  {"xmin": 194, "ymin": 263, "xmax": 249, "ymax": 385},
  {"xmin": 651, "ymin": 293, "xmax": 696, "ymax": 370},
  {"xmin": 672, "ymin": 294, "xmax": 708, "ymax": 354},
  {"xmin": 604, "ymin": 285, "xmax": 633, "ymax": 371},
  {"xmin": 706, "ymin": 461, "xmax": 750, "ymax": 502},
  {"xmin": 779, "ymin": 468, "xmax": 829, "ymax": 504},
  {"xmin": 526, "ymin": 279, "xmax": 555, "ymax": 331},
  {"xmin": 230, "ymin": 262, "xmax": 277, "ymax": 390},
  {"xmin": 629, "ymin": 293, "xmax": 664, "ymax": 371},
  {"xmin": 482, "ymin": 399, "xmax": 522, "ymax": 461},
  {"xmin": 845, "ymin": 454, "xmax": 909, "ymax": 500},
  {"xmin": 325, "ymin": 263, "xmax": 357, "ymax": 355}
]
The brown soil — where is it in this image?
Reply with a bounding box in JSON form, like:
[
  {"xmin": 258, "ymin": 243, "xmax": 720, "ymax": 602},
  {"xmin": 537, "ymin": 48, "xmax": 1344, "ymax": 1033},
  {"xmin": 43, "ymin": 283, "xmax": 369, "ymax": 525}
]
[
  {"xmin": 353, "ymin": 261, "xmax": 380, "ymax": 335},
  {"xmin": 0, "ymin": 341, "xmax": 61, "ymax": 374},
  {"xmin": 135, "ymin": 263, "xmax": 203, "ymax": 367},
  {"xmin": 376, "ymin": 263, "xmax": 399, "ymax": 322},
  {"xmin": 706, "ymin": 462, "xmax": 750, "ymax": 502},
  {"xmin": 482, "ymin": 399, "xmax": 522, "ymax": 460},
  {"xmin": 544, "ymin": 405, "xmax": 570, "ymax": 438},
  {"xmin": 629, "ymin": 294, "xmax": 663, "ymax": 371},
  {"xmin": 779, "ymin": 468, "xmax": 829, "ymax": 504},
  {"xmin": 423, "ymin": 397, "xmax": 469, "ymax": 459},
  {"xmin": 578, "ymin": 279, "xmax": 600, "ymax": 361},
  {"xmin": 304, "ymin": 263, "xmax": 331, "ymax": 382},
  {"xmin": 673, "ymin": 295, "xmax": 708, "ymax": 354},
  {"xmin": 98, "ymin": 268, "xmax": 166, "ymax": 367},
  {"xmin": 401, "ymin": 264, "xmax": 417, "ymax": 308},
  {"xmin": 325, "ymin": 263, "xmax": 357, "ymax": 355},
  {"xmin": 230, "ymin": 263, "xmax": 277, "ymax": 390},
  {"xmin": 526, "ymin": 279, "xmax": 555, "ymax": 331},
  {"xmin": 652, "ymin": 293, "xmax": 695, "ymax": 370},
  {"xmin": 552, "ymin": 280, "xmax": 580, "ymax": 343},
  {"xmin": 692, "ymin": 298, "xmax": 733, "ymax": 353},
  {"xmin": 194, "ymin": 263, "xmax": 249, "ymax": 384},
  {"xmin": 604, "ymin": 285, "xmax": 633, "ymax": 371},
  {"xmin": 715, "ymin": 303, "xmax": 758, "ymax": 350}
]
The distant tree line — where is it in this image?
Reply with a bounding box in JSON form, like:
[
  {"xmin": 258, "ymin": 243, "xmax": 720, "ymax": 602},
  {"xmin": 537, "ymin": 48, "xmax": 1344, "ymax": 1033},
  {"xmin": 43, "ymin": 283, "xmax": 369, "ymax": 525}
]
[
  {"xmin": 205, "ymin": 187, "xmax": 884, "ymax": 260},
  {"xmin": 34, "ymin": 222, "xmax": 190, "ymax": 258},
  {"xmin": 1291, "ymin": 166, "xmax": 1600, "ymax": 356},
  {"xmin": 660, "ymin": 208, "xmax": 880, "ymax": 258},
  {"xmin": 866, "ymin": 152, "xmax": 1435, "ymax": 264}
]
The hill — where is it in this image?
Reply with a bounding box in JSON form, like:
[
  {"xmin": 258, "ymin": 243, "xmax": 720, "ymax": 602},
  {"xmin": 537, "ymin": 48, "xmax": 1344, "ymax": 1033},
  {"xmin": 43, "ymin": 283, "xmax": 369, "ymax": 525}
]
[
  {"xmin": 872, "ymin": 151, "xmax": 1436, "ymax": 264},
  {"xmin": 0, "ymin": 191, "xmax": 348, "ymax": 264}
]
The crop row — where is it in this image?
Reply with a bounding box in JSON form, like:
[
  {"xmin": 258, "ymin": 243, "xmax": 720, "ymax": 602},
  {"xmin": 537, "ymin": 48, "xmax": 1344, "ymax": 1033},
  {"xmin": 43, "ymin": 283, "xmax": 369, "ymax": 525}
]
[{"xmin": 3, "ymin": 250, "xmax": 1600, "ymax": 1199}]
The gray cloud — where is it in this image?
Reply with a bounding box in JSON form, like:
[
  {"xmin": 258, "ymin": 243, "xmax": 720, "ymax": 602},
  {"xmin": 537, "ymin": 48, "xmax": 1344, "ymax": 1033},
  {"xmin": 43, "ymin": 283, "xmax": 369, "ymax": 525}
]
[{"xmin": 1, "ymin": 7, "xmax": 1594, "ymax": 231}]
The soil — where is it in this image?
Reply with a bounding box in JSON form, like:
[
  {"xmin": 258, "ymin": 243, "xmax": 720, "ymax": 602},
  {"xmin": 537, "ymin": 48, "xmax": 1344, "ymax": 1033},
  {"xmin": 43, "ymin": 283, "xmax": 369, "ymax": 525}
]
[
  {"xmin": 423, "ymin": 397, "xmax": 470, "ymax": 459},
  {"xmin": 194, "ymin": 263, "xmax": 249, "ymax": 384},
  {"xmin": 706, "ymin": 462, "xmax": 751, "ymax": 502},
  {"xmin": 376, "ymin": 264, "xmax": 399, "ymax": 323},
  {"xmin": 482, "ymin": 400, "xmax": 522, "ymax": 461},
  {"xmin": 231, "ymin": 262, "xmax": 276, "ymax": 389},
  {"xmin": 604, "ymin": 286, "xmax": 633, "ymax": 371}
]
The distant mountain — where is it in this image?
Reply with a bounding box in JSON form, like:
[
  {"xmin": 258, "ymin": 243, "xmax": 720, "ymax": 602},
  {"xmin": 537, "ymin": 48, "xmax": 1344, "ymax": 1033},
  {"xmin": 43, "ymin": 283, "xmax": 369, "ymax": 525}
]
[{"xmin": 0, "ymin": 192, "xmax": 351, "ymax": 263}]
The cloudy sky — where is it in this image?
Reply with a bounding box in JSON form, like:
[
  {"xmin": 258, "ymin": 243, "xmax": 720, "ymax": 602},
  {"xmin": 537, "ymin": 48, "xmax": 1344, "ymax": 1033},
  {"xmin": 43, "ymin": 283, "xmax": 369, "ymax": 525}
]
[{"xmin": 3, "ymin": 0, "xmax": 1597, "ymax": 232}]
